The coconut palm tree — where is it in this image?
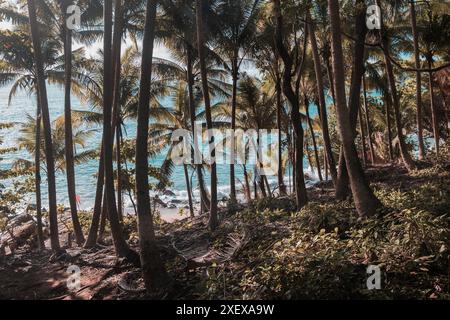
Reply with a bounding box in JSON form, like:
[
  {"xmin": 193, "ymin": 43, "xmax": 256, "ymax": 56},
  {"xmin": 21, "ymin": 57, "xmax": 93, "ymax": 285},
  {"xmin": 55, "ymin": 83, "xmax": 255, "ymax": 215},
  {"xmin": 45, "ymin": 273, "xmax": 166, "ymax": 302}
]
[
  {"xmin": 16, "ymin": 113, "xmax": 97, "ymax": 171},
  {"xmin": 100, "ymin": 0, "xmax": 138, "ymax": 262},
  {"xmin": 26, "ymin": 0, "xmax": 60, "ymax": 251},
  {"xmin": 213, "ymin": 0, "xmax": 261, "ymax": 203},
  {"xmin": 273, "ymin": 0, "xmax": 308, "ymax": 209},
  {"xmin": 409, "ymin": 0, "xmax": 426, "ymax": 160},
  {"xmin": 306, "ymin": 10, "xmax": 337, "ymax": 185},
  {"xmin": 375, "ymin": 0, "xmax": 416, "ymax": 171},
  {"xmin": 157, "ymin": 0, "xmax": 231, "ymax": 214},
  {"xmin": 327, "ymin": 0, "xmax": 381, "ymax": 217},
  {"xmin": 196, "ymin": 0, "xmax": 218, "ymax": 231},
  {"xmin": 75, "ymin": 46, "xmax": 173, "ymax": 247},
  {"xmin": 135, "ymin": 0, "xmax": 168, "ymax": 293}
]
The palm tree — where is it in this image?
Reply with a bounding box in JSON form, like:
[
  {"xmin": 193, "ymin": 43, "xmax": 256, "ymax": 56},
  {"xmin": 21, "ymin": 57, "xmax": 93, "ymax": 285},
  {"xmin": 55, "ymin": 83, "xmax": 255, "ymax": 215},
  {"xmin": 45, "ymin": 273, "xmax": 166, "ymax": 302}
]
[
  {"xmin": 334, "ymin": 0, "xmax": 369, "ymax": 199},
  {"xmin": 34, "ymin": 104, "xmax": 45, "ymax": 250},
  {"xmin": 136, "ymin": 0, "xmax": 168, "ymax": 293},
  {"xmin": 214, "ymin": 0, "xmax": 261, "ymax": 203},
  {"xmin": 26, "ymin": 0, "xmax": 60, "ymax": 251},
  {"xmin": 77, "ymin": 46, "xmax": 172, "ymax": 247},
  {"xmin": 376, "ymin": 0, "xmax": 416, "ymax": 171},
  {"xmin": 306, "ymin": 10, "xmax": 337, "ymax": 185},
  {"xmin": 196, "ymin": 0, "xmax": 218, "ymax": 231},
  {"xmin": 420, "ymin": 5, "xmax": 450, "ymax": 157},
  {"xmin": 273, "ymin": 0, "xmax": 308, "ymax": 209},
  {"xmin": 16, "ymin": 113, "xmax": 96, "ymax": 172},
  {"xmin": 252, "ymin": 17, "xmax": 287, "ymax": 195},
  {"xmin": 362, "ymin": 75, "xmax": 375, "ymax": 165},
  {"xmin": 101, "ymin": 0, "xmax": 137, "ymax": 261},
  {"xmin": 157, "ymin": 0, "xmax": 231, "ymax": 213},
  {"xmin": 148, "ymin": 83, "xmax": 197, "ymax": 218},
  {"xmin": 327, "ymin": 0, "xmax": 381, "ymax": 217},
  {"xmin": 410, "ymin": 0, "xmax": 426, "ymax": 160},
  {"xmin": 60, "ymin": 0, "xmax": 84, "ymax": 246}
]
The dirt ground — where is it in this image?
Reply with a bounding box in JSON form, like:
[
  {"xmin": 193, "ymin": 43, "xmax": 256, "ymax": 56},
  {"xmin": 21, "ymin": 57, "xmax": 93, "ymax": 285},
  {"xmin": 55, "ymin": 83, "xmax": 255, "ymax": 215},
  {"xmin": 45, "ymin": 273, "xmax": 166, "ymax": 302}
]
[{"xmin": 1, "ymin": 163, "xmax": 449, "ymax": 300}]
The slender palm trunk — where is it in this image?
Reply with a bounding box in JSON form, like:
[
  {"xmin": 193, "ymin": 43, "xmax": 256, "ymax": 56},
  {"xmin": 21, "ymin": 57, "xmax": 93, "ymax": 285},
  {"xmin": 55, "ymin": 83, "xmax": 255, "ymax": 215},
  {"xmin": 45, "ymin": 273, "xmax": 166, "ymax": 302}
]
[
  {"xmin": 229, "ymin": 53, "xmax": 238, "ymax": 203},
  {"xmin": 427, "ymin": 55, "xmax": 440, "ymax": 156},
  {"xmin": 264, "ymin": 176, "xmax": 271, "ymax": 197},
  {"xmin": 358, "ymin": 101, "xmax": 368, "ymax": 167},
  {"xmin": 186, "ymin": 46, "xmax": 210, "ymax": 212},
  {"xmin": 410, "ymin": 2, "xmax": 425, "ymax": 160},
  {"xmin": 377, "ymin": 0, "xmax": 415, "ymax": 171},
  {"xmin": 116, "ymin": 126, "xmax": 123, "ymax": 222},
  {"xmin": 335, "ymin": 0, "xmax": 367, "ymax": 199},
  {"xmin": 384, "ymin": 91, "xmax": 394, "ymax": 161},
  {"xmin": 103, "ymin": 0, "xmax": 136, "ymax": 260},
  {"xmin": 362, "ymin": 76, "xmax": 375, "ymax": 165},
  {"xmin": 111, "ymin": 0, "xmax": 124, "ymax": 222},
  {"xmin": 275, "ymin": 74, "xmax": 286, "ymax": 194},
  {"xmin": 196, "ymin": 0, "xmax": 219, "ymax": 231},
  {"xmin": 274, "ymin": 0, "xmax": 307, "ymax": 209},
  {"xmin": 305, "ymin": 96, "xmax": 323, "ymax": 181},
  {"xmin": 136, "ymin": 0, "xmax": 168, "ymax": 292},
  {"xmin": 243, "ymin": 164, "xmax": 251, "ymax": 201},
  {"xmin": 98, "ymin": 191, "xmax": 108, "ymax": 242},
  {"xmin": 34, "ymin": 100, "xmax": 44, "ymax": 251},
  {"xmin": 324, "ymin": 49, "xmax": 336, "ymax": 104},
  {"xmin": 184, "ymin": 165, "xmax": 194, "ymax": 218},
  {"xmin": 327, "ymin": 0, "xmax": 381, "ymax": 217},
  {"xmin": 27, "ymin": 0, "xmax": 60, "ymax": 251},
  {"xmin": 305, "ymin": 138, "xmax": 313, "ymax": 175},
  {"xmin": 62, "ymin": 2, "xmax": 84, "ymax": 246},
  {"xmin": 84, "ymin": 145, "xmax": 104, "ymax": 248},
  {"xmin": 307, "ymin": 14, "xmax": 337, "ymax": 185}
]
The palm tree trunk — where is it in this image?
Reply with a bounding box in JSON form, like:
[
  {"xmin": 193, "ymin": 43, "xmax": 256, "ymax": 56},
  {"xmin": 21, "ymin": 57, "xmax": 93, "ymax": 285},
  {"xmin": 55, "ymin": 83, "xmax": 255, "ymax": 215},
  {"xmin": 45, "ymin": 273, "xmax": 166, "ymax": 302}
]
[
  {"xmin": 111, "ymin": 0, "xmax": 124, "ymax": 223},
  {"xmin": 307, "ymin": 13, "xmax": 337, "ymax": 185},
  {"xmin": 84, "ymin": 145, "xmax": 104, "ymax": 248},
  {"xmin": 98, "ymin": 191, "xmax": 107, "ymax": 242},
  {"xmin": 275, "ymin": 74, "xmax": 286, "ymax": 194},
  {"xmin": 427, "ymin": 55, "xmax": 440, "ymax": 156},
  {"xmin": 377, "ymin": 0, "xmax": 416, "ymax": 171},
  {"xmin": 305, "ymin": 95, "xmax": 323, "ymax": 181},
  {"xmin": 327, "ymin": 0, "xmax": 381, "ymax": 217},
  {"xmin": 229, "ymin": 54, "xmax": 238, "ymax": 203},
  {"xmin": 264, "ymin": 176, "xmax": 271, "ymax": 198},
  {"xmin": 243, "ymin": 164, "xmax": 251, "ymax": 201},
  {"xmin": 103, "ymin": 0, "xmax": 136, "ymax": 260},
  {"xmin": 410, "ymin": 1, "xmax": 426, "ymax": 160},
  {"xmin": 62, "ymin": 1, "xmax": 84, "ymax": 246},
  {"xmin": 116, "ymin": 125, "xmax": 123, "ymax": 222},
  {"xmin": 34, "ymin": 99, "xmax": 44, "ymax": 251},
  {"xmin": 384, "ymin": 91, "xmax": 394, "ymax": 162},
  {"xmin": 136, "ymin": 0, "xmax": 168, "ymax": 292},
  {"xmin": 27, "ymin": 0, "xmax": 60, "ymax": 251},
  {"xmin": 362, "ymin": 75, "xmax": 375, "ymax": 165},
  {"xmin": 358, "ymin": 100, "xmax": 368, "ymax": 167},
  {"xmin": 335, "ymin": 0, "xmax": 367, "ymax": 199},
  {"xmin": 186, "ymin": 45, "xmax": 210, "ymax": 212},
  {"xmin": 324, "ymin": 48, "xmax": 336, "ymax": 104},
  {"xmin": 184, "ymin": 165, "xmax": 194, "ymax": 218},
  {"xmin": 196, "ymin": 0, "xmax": 219, "ymax": 231},
  {"xmin": 274, "ymin": 0, "xmax": 307, "ymax": 209}
]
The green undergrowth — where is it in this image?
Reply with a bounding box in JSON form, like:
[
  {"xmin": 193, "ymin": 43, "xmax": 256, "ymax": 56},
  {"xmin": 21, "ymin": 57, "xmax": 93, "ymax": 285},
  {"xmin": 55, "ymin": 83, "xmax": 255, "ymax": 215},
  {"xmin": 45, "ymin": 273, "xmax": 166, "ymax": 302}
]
[{"xmin": 201, "ymin": 166, "xmax": 450, "ymax": 300}]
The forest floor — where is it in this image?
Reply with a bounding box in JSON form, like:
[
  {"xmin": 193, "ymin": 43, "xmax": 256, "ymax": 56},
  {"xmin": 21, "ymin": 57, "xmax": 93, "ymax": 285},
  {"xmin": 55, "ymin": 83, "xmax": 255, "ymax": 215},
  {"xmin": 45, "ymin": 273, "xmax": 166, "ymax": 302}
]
[{"xmin": 0, "ymin": 162, "xmax": 449, "ymax": 300}]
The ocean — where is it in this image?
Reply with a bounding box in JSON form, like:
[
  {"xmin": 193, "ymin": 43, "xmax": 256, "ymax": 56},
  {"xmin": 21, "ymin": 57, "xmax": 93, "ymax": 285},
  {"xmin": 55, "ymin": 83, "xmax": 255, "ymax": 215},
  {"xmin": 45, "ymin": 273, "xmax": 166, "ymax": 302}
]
[{"xmin": 0, "ymin": 84, "xmax": 318, "ymax": 212}]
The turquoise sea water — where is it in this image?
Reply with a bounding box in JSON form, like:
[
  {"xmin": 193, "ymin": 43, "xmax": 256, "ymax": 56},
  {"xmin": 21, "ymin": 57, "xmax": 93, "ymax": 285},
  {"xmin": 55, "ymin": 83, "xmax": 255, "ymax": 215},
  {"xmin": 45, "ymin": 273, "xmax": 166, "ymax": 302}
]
[{"xmin": 0, "ymin": 84, "xmax": 317, "ymax": 211}]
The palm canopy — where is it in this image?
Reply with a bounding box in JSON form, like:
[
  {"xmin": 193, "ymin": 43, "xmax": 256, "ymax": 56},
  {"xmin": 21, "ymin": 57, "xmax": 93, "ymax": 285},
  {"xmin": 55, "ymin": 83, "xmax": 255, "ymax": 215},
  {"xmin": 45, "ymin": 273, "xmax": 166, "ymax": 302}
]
[
  {"xmin": 0, "ymin": 24, "xmax": 93, "ymax": 106},
  {"xmin": 14, "ymin": 112, "xmax": 97, "ymax": 173},
  {"xmin": 75, "ymin": 46, "xmax": 173, "ymax": 126}
]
